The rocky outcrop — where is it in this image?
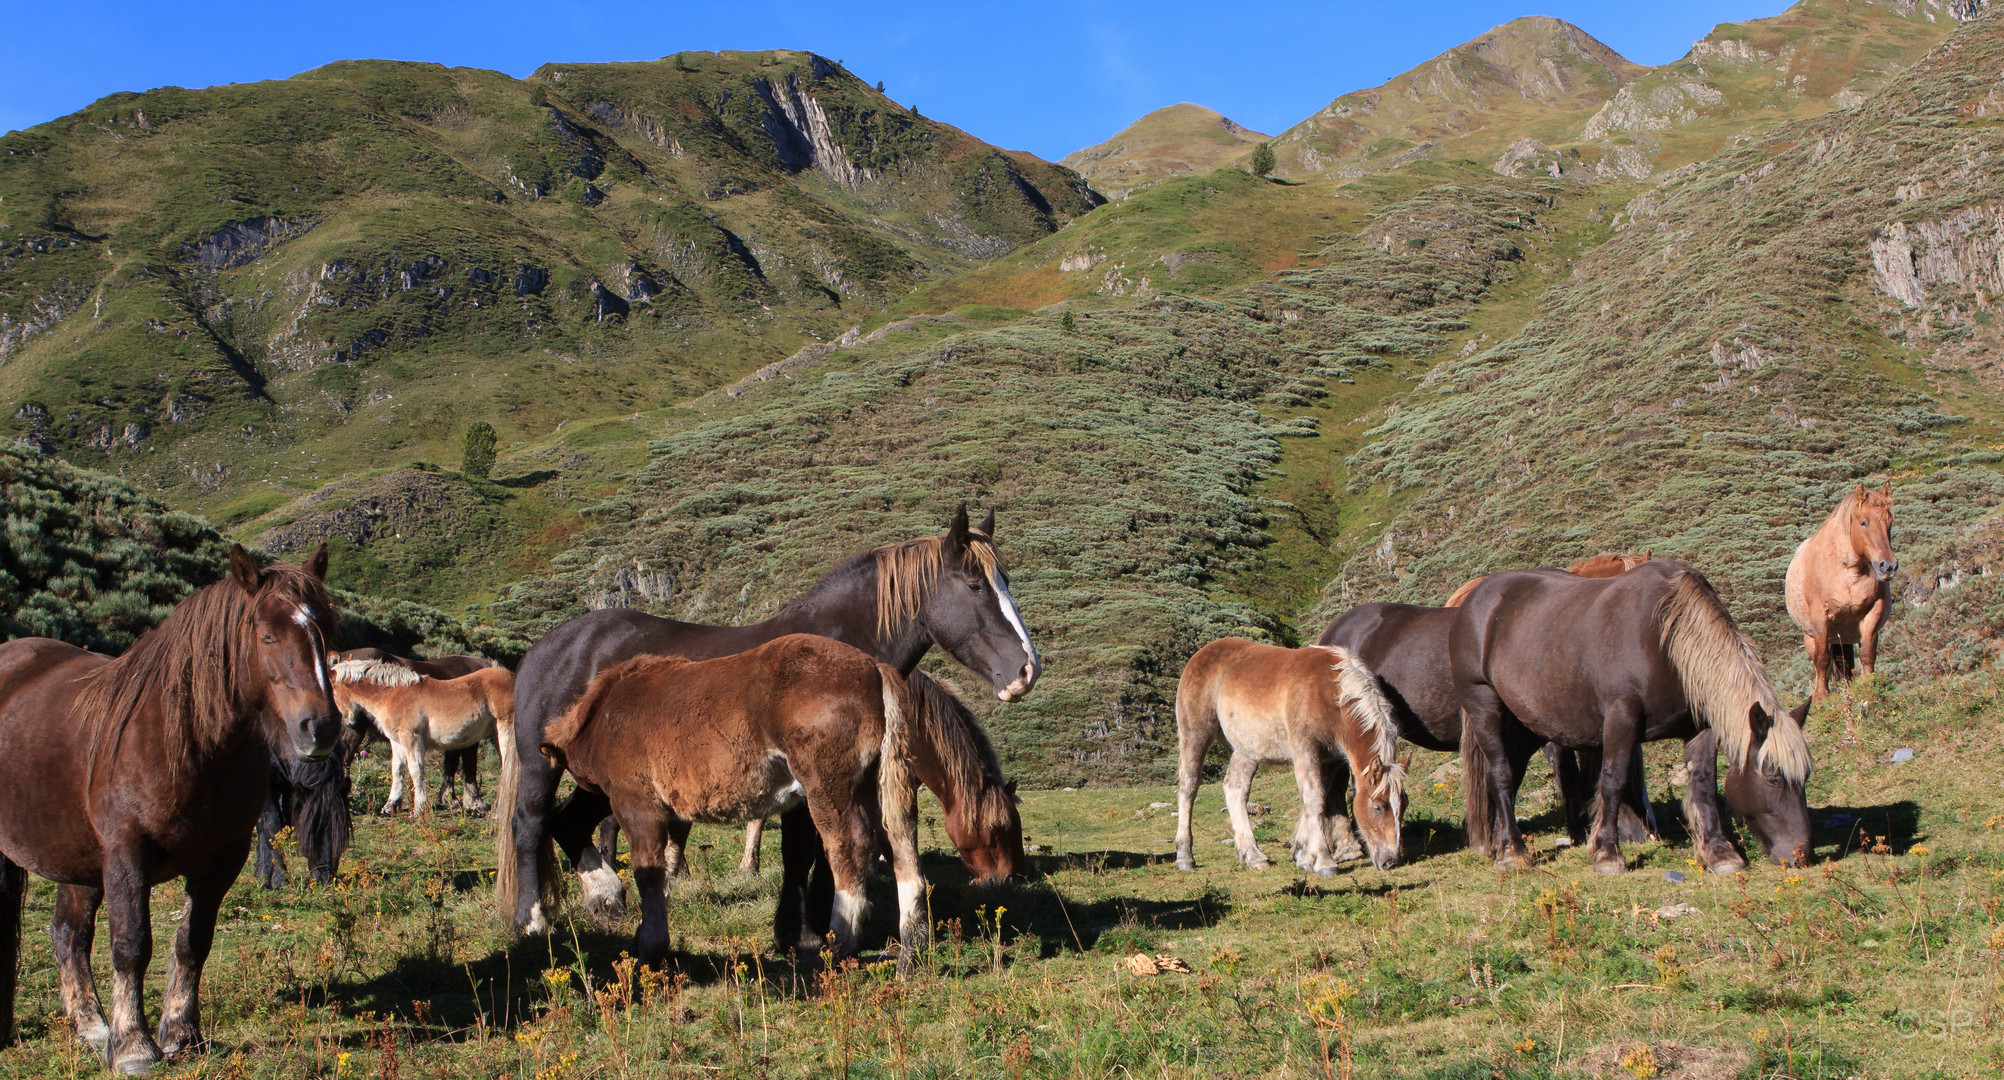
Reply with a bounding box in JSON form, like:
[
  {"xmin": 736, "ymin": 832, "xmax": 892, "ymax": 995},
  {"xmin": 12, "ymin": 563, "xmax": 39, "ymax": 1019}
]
[
  {"xmin": 0, "ymin": 280, "xmax": 91, "ymax": 361},
  {"xmin": 181, "ymin": 217, "xmax": 315, "ymax": 269},
  {"xmin": 756, "ymin": 73, "xmax": 869, "ymax": 189},
  {"xmin": 1871, "ymin": 203, "xmax": 2004, "ymax": 308}
]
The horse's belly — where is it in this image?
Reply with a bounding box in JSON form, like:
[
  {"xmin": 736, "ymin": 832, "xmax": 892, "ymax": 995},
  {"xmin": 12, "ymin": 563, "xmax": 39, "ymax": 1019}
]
[
  {"xmin": 659, "ymin": 750, "xmax": 805, "ymax": 824},
  {"xmin": 1218, "ymin": 706, "xmax": 1295, "ymax": 764}
]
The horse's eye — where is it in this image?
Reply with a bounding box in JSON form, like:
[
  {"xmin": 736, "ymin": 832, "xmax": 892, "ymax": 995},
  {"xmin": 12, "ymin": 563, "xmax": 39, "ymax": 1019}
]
[
  {"xmin": 968, "ymin": 579, "xmax": 984, "ymax": 592},
  {"xmin": 261, "ymin": 634, "xmax": 278, "ymax": 645}
]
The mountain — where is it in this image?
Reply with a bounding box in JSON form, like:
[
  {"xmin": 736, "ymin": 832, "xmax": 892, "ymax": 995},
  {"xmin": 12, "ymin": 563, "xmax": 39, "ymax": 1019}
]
[
  {"xmin": 1060, "ymin": 103, "xmax": 1269, "ymax": 198},
  {"xmin": 1319, "ymin": 5, "xmax": 2004, "ymax": 664},
  {"xmin": 0, "ymin": 51, "xmax": 1098, "ymax": 539},
  {"xmin": 1275, "ymin": 16, "xmax": 1646, "ymax": 177}
]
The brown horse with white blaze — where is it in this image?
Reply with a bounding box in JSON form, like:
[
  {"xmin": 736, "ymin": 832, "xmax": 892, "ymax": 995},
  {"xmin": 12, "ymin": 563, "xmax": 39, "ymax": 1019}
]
[
  {"xmin": 1787, "ymin": 482, "xmax": 1897, "ymax": 703},
  {"xmin": 0, "ymin": 546, "xmax": 340, "ymax": 1074},
  {"xmin": 538, "ymin": 635, "xmax": 926, "ymax": 976},
  {"xmin": 1175, "ymin": 639, "xmax": 1406, "ymax": 875}
]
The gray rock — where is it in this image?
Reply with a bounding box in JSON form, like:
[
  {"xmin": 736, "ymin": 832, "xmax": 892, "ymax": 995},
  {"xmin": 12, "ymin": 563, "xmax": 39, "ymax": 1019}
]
[
  {"xmin": 1891, "ymin": 748, "xmax": 1916, "ymax": 763},
  {"xmin": 1664, "ymin": 870, "xmax": 1686, "ymax": 884}
]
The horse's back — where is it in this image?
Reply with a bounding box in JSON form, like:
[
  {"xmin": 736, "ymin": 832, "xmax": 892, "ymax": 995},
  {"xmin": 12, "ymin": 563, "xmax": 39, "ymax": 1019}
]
[
  {"xmin": 1319, "ymin": 603, "xmax": 1461, "ymax": 750},
  {"xmin": 0, "ymin": 638, "xmax": 108, "ymax": 881}
]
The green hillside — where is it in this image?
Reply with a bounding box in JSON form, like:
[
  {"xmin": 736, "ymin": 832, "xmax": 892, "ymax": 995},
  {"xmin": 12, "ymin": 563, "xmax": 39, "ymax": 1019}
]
[
  {"xmin": 0, "ymin": 51, "xmax": 1097, "ymax": 544},
  {"xmin": 1059, "ymin": 103, "xmax": 1270, "ymax": 199}
]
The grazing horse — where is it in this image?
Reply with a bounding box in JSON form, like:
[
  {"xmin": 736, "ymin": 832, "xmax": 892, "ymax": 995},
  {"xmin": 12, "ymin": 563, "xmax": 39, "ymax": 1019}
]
[
  {"xmin": 0, "ymin": 546, "xmax": 340, "ymax": 1074},
  {"xmin": 332, "ymin": 661, "xmax": 517, "ymax": 819},
  {"xmin": 1173, "ymin": 639, "xmax": 1406, "ymax": 875},
  {"xmin": 500, "ymin": 507, "xmax": 1039, "ymax": 937},
  {"xmin": 538, "ymin": 635, "xmax": 927, "ymax": 976},
  {"xmin": 1787, "ymin": 483, "xmax": 1897, "ymax": 703},
  {"xmin": 1440, "ymin": 550, "xmax": 1657, "ymax": 842},
  {"xmin": 1455, "ymin": 562, "xmax": 1814, "ymax": 873}
]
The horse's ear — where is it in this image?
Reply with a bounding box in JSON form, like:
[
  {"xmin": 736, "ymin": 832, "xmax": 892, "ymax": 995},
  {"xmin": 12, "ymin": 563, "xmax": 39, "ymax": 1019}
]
[
  {"xmin": 1642, "ymin": 548, "xmax": 1652, "ymax": 560},
  {"xmin": 1789, "ymin": 699, "xmax": 1812, "ymax": 728},
  {"xmin": 1004, "ymin": 778, "xmax": 1018, "ymax": 796},
  {"xmin": 944, "ymin": 503, "xmax": 969, "ymax": 554},
  {"xmin": 978, "ymin": 508, "xmax": 996, "ymax": 537},
  {"xmin": 228, "ymin": 545, "xmax": 261, "ymax": 594},
  {"xmin": 1882, "ymin": 479, "xmax": 1893, "ymax": 501},
  {"xmin": 304, "ymin": 541, "xmax": 329, "ymax": 582},
  {"xmin": 1747, "ymin": 702, "xmax": 1774, "ymax": 744}
]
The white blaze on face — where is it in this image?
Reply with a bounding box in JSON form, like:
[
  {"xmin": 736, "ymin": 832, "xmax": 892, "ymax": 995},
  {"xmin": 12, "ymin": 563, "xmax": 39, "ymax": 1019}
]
[
  {"xmin": 988, "ymin": 571, "xmax": 1038, "ymax": 676},
  {"xmin": 294, "ymin": 605, "xmax": 329, "ymax": 692}
]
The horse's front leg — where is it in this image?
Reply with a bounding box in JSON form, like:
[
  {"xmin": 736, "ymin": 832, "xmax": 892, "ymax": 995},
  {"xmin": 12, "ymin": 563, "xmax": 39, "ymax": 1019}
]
[
  {"xmin": 255, "ymin": 779, "xmax": 287, "ymax": 890},
  {"xmin": 101, "ymin": 848, "xmax": 161, "ymax": 1074},
  {"xmin": 380, "ymin": 739, "xmax": 407, "ymax": 816},
  {"xmin": 50, "ymin": 883, "xmax": 109, "ymax": 1050},
  {"xmin": 1588, "ymin": 704, "xmax": 1642, "ymax": 873},
  {"xmin": 806, "ymin": 799, "xmax": 876, "ymax": 960},
  {"xmin": 460, "ymin": 745, "xmax": 488, "ymax": 816},
  {"xmin": 1461, "ymin": 685, "xmax": 1531, "ymax": 868},
  {"xmin": 157, "ymin": 836, "xmax": 250, "ymax": 1058},
  {"xmin": 1682, "ymin": 729, "xmax": 1746, "ymax": 874},
  {"xmin": 1, "ymin": 856, "xmax": 29, "ymax": 1048},
  {"xmin": 1286, "ymin": 744, "xmax": 1340, "ymax": 876},
  {"xmin": 1804, "ymin": 633, "xmax": 1832, "ymax": 703},
  {"xmin": 1858, "ymin": 593, "xmax": 1889, "ymax": 680},
  {"xmin": 401, "ymin": 735, "xmax": 430, "ymax": 820},
  {"xmin": 738, "ymin": 819, "xmax": 765, "ymax": 876},
  {"xmin": 1222, "ymin": 752, "xmax": 1270, "ymax": 870},
  {"xmin": 620, "ymin": 807, "xmax": 675, "ymax": 967}
]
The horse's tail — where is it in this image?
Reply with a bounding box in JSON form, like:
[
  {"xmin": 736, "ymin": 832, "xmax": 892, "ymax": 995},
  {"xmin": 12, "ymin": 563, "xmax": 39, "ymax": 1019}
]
[
  {"xmin": 875, "ymin": 663, "xmax": 926, "ymax": 977},
  {"xmin": 0, "ymin": 851, "xmax": 23, "ymax": 1044},
  {"xmin": 1458, "ymin": 710, "xmax": 1500, "ymax": 856},
  {"xmin": 1314, "ymin": 645, "xmax": 1405, "ymax": 815},
  {"xmin": 1656, "ymin": 570, "xmax": 1812, "ymax": 783}
]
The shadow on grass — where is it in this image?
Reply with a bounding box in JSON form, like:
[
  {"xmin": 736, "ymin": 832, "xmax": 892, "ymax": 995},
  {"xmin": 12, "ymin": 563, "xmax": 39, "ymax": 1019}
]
[{"xmin": 492, "ymin": 470, "xmax": 559, "ymax": 489}]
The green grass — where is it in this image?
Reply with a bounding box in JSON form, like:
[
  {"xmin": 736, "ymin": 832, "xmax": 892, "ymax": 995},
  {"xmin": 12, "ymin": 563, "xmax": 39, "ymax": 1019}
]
[{"xmin": 3, "ymin": 669, "xmax": 1999, "ymax": 1078}]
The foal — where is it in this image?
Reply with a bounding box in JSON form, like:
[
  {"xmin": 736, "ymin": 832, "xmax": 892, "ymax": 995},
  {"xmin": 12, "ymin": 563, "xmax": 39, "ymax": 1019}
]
[
  {"xmin": 539, "ymin": 634, "xmax": 926, "ymax": 976},
  {"xmin": 332, "ymin": 661, "xmax": 517, "ymax": 818},
  {"xmin": 1174, "ymin": 638, "xmax": 1405, "ymax": 875},
  {"xmin": 1786, "ymin": 482, "xmax": 1897, "ymax": 702}
]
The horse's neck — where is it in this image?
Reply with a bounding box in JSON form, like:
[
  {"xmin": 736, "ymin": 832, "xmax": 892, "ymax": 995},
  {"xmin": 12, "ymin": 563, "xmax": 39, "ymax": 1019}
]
[{"xmin": 751, "ymin": 561, "xmax": 932, "ymax": 674}]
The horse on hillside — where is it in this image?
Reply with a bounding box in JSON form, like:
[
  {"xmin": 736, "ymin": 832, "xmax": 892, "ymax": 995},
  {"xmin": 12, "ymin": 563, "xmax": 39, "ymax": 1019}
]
[
  {"xmin": 500, "ymin": 507, "xmax": 1038, "ymax": 938},
  {"xmin": 1454, "ymin": 562, "xmax": 1813, "ymax": 873},
  {"xmin": 333, "ymin": 661, "xmax": 517, "ymax": 819},
  {"xmin": 340, "ymin": 649, "xmax": 498, "ymax": 807},
  {"xmin": 0, "ymin": 546, "xmax": 340, "ymax": 1074},
  {"xmin": 1787, "ymin": 482, "xmax": 1897, "ymax": 703},
  {"xmin": 1440, "ymin": 549, "xmax": 1658, "ymax": 842},
  {"xmin": 1173, "ymin": 639, "xmax": 1406, "ymax": 875},
  {"xmin": 538, "ymin": 635, "xmax": 927, "ymax": 976}
]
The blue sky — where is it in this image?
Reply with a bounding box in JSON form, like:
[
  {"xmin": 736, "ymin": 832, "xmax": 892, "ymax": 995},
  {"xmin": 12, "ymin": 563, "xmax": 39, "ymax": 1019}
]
[{"xmin": 1, "ymin": 1, "xmax": 1791, "ymax": 159}]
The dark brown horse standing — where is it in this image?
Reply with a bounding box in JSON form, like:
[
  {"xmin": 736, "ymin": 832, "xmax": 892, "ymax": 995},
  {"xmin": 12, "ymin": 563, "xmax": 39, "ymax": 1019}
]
[
  {"xmin": 1454, "ymin": 562, "xmax": 1813, "ymax": 873},
  {"xmin": 0, "ymin": 547, "xmax": 340, "ymax": 1074},
  {"xmin": 538, "ymin": 635, "xmax": 926, "ymax": 975},
  {"xmin": 502, "ymin": 507, "xmax": 1038, "ymax": 940}
]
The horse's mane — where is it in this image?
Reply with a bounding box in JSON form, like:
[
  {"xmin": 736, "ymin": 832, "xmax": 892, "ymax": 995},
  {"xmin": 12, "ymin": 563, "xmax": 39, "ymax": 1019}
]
[
  {"xmin": 1313, "ymin": 645, "xmax": 1406, "ymax": 814},
  {"xmin": 1655, "ymin": 571, "xmax": 1812, "ymax": 783},
  {"xmin": 873, "ymin": 530, "xmax": 1001, "ymax": 638},
  {"xmin": 333, "ymin": 658, "xmax": 420, "ymax": 687},
  {"xmin": 76, "ymin": 563, "xmax": 336, "ymax": 778},
  {"xmin": 1836, "ymin": 483, "xmax": 1893, "ymax": 520},
  {"xmin": 906, "ymin": 670, "xmax": 1015, "ymax": 831}
]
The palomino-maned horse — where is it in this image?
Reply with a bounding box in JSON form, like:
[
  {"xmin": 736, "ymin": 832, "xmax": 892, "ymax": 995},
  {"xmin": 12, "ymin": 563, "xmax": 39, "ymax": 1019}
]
[
  {"xmin": 1439, "ymin": 549, "xmax": 1657, "ymax": 842},
  {"xmin": 1454, "ymin": 562, "xmax": 1814, "ymax": 873},
  {"xmin": 1786, "ymin": 482, "xmax": 1898, "ymax": 703},
  {"xmin": 0, "ymin": 546, "xmax": 340, "ymax": 1074},
  {"xmin": 254, "ymin": 650, "xmax": 498, "ymax": 889},
  {"xmin": 538, "ymin": 635, "xmax": 927, "ymax": 976},
  {"xmin": 1174, "ymin": 638, "xmax": 1406, "ymax": 875},
  {"xmin": 333, "ymin": 661, "xmax": 517, "ymax": 818},
  {"xmin": 501, "ymin": 507, "xmax": 1038, "ymax": 937}
]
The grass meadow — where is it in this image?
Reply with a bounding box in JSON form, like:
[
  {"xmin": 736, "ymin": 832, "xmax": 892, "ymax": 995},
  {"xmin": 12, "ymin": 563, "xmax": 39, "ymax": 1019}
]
[{"xmin": 2, "ymin": 670, "xmax": 1999, "ymax": 1079}]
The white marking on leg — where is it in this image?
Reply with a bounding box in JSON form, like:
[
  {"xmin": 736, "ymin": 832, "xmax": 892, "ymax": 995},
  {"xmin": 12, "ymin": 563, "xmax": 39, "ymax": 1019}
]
[
  {"xmin": 897, "ymin": 878, "xmax": 921, "ymax": 922},
  {"xmin": 526, "ymin": 901, "xmax": 549, "ymax": 936},
  {"xmin": 831, "ymin": 889, "xmax": 869, "ymax": 951}
]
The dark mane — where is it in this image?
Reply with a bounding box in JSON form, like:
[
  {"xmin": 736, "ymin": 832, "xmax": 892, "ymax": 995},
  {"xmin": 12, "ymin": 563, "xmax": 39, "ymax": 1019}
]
[
  {"xmin": 76, "ymin": 563, "xmax": 336, "ymax": 778},
  {"xmin": 907, "ymin": 670, "xmax": 1014, "ymax": 831}
]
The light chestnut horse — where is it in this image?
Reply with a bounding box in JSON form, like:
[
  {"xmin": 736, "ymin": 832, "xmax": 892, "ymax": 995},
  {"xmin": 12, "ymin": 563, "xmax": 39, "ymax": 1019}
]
[
  {"xmin": 1174, "ymin": 638, "xmax": 1406, "ymax": 875},
  {"xmin": 538, "ymin": 635, "xmax": 925, "ymax": 975},
  {"xmin": 331, "ymin": 661, "xmax": 517, "ymax": 818},
  {"xmin": 1787, "ymin": 482, "xmax": 1897, "ymax": 703}
]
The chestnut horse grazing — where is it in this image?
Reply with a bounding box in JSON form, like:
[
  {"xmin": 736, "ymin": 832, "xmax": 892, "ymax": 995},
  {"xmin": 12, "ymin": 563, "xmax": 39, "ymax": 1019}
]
[
  {"xmin": 537, "ymin": 635, "xmax": 926, "ymax": 976},
  {"xmin": 332, "ymin": 661, "xmax": 517, "ymax": 818},
  {"xmin": 0, "ymin": 547, "xmax": 340, "ymax": 1074},
  {"xmin": 1174, "ymin": 639, "xmax": 1406, "ymax": 875},
  {"xmin": 1787, "ymin": 483, "xmax": 1897, "ymax": 702},
  {"xmin": 1456, "ymin": 562, "xmax": 1813, "ymax": 874}
]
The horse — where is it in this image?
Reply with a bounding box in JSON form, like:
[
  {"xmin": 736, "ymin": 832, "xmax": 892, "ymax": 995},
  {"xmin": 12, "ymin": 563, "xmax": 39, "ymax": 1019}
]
[
  {"xmin": 499, "ymin": 506, "xmax": 1038, "ymax": 937},
  {"xmin": 332, "ymin": 661, "xmax": 517, "ymax": 819},
  {"xmin": 537, "ymin": 635, "xmax": 927, "ymax": 976},
  {"xmin": 0, "ymin": 545, "xmax": 340, "ymax": 1074},
  {"xmin": 1453, "ymin": 562, "xmax": 1814, "ymax": 874},
  {"xmin": 1786, "ymin": 483, "xmax": 1897, "ymax": 703},
  {"xmin": 339, "ymin": 649, "xmax": 498, "ymax": 807},
  {"xmin": 1173, "ymin": 638, "xmax": 1406, "ymax": 875},
  {"xmin": 1439, "ymin": 549, "xmax": 1658, "ymax": 842}
]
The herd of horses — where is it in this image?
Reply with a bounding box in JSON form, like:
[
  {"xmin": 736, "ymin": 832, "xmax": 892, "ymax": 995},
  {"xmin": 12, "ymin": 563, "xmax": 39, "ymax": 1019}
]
[{"xmin": 0, "ymin": 486, "xmax": 1899, "ymax": 1073}]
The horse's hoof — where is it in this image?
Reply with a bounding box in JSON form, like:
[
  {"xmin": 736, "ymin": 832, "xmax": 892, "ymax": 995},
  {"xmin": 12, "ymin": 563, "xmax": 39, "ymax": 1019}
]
[
  {"xmin": 1593, "ymin": 858, "xmax": 1628, "ymax": 875},
  {"xmin": 1708, "ymin": 858, "xmax": 1747, "ymax": 875},
  {"xmin": 1175, "ymin": 858, "xmax": 1196, "ymax": 872},
  {"xmin": 75, "ymin": 1017, "xmax": 110, "ymax": 1051},
  {"xmin": 1315, "ymin": 866, "xmax": 1339, "ymax": 878},
  {"xmin": 1246, "ymin": 857, "xmax": 1272, "ymax": 871},
  {"xmin": 107, "ymin": 1041, "xmax": 162, "ymax": 1076},
  {"xmin": 466, "ymin": 800, "xmax": 490, "ymax": 816},
  {"xmin": 1494, "ymin": 853, "xmax": 1533, "ymax": 871}
]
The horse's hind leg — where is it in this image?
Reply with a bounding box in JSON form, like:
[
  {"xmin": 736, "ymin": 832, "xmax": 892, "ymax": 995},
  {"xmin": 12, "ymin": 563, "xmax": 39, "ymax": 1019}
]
[
  {"xmin": 1681, "ymin": 728, "xmax": 1746, "ymax": 874},
  {"xmin": 157, "ymin": 837, "xmax": 249, "ymax": 1059},
  {"xmin": 1618, "ymin": 747, "xmax": 1659, "ymax": 844},
  {"xmin": 49, "ymin": 884, "xmax": 108, "ymax": 1050},
  {"xmin": 380, "ymin": 739, "xmax": 407, "ymax": 816},
  {"xmin": 620, "ymin": 808, "xmax": 676, "ymax": 967},
  {"xmin": 1549, "ymin": 744, "xmax": 1591, "ymax": 844},
  {"xmin": 1805, "ymin": 633, "xmax": 1832, "ymax": 703},
  {"xmin": 1588, "ymin": 703, "xmax": 1643, "ymax": 874},
  {"xmin": 1, "ymin": 854, "xmax": 24, "ymax": 1047},
  {"xmin": 773, "ymin": 803, "xmax": 822, "ymax": 957},
  {"xmin": 1320, "ymin": 752, "xmax": 1363, "ymax": 864},
  {"xmin": 1173, "ymin": 691, "xmax": 1219, "ymax": 872},
  {"xmin": 807, "ymin": 800, "xmax": 876, "ymax": 960},
  {"xmin": 738, "ymin": 819, "xmax": 765, "ymax": 875},
  {"xmin": 1223, "ymin": 752, "xmax": 1271, "ymax": 870},
  {"xmin": 456, "ymin": 746, "xmax": 488, "ymax": 815},
  {"xmin": 1461, "ymin": 685, "xmax": 1531, "ymax": 868},
  {"xmin": 101, "ymin": 849, "xmax": 162, "ymax": 1073}
]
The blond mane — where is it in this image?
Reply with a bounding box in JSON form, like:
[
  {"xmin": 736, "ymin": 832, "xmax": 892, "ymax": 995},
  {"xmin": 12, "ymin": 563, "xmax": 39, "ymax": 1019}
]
[
  {"xmin": 906, "ymin": 670, "xmax": 1016, "ymax": 831},
  {"xmin": 1313, "ymin": 645, "xmax": 1407, "ymax": 815},
  {"xmin": 332, "ymin": 658, "xmax": 421, "ymax": 687},
  {"xmin": 1656, "ymin": 572, "xmax": 1812, "ymax": 783},
  {"xmin": 874, "ymin": 531, "xmax": 1001, "ymax": 639}
]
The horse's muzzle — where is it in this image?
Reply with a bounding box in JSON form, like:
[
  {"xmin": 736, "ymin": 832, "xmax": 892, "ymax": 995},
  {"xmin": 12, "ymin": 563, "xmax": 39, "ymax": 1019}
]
[
  {"xmin": 997, "ymin": 661, "xmax": 1040, "ymax": 702},
  {"xmin": 1873, "ymin": 558, "xmax": 1899, "ymax": 582}
]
